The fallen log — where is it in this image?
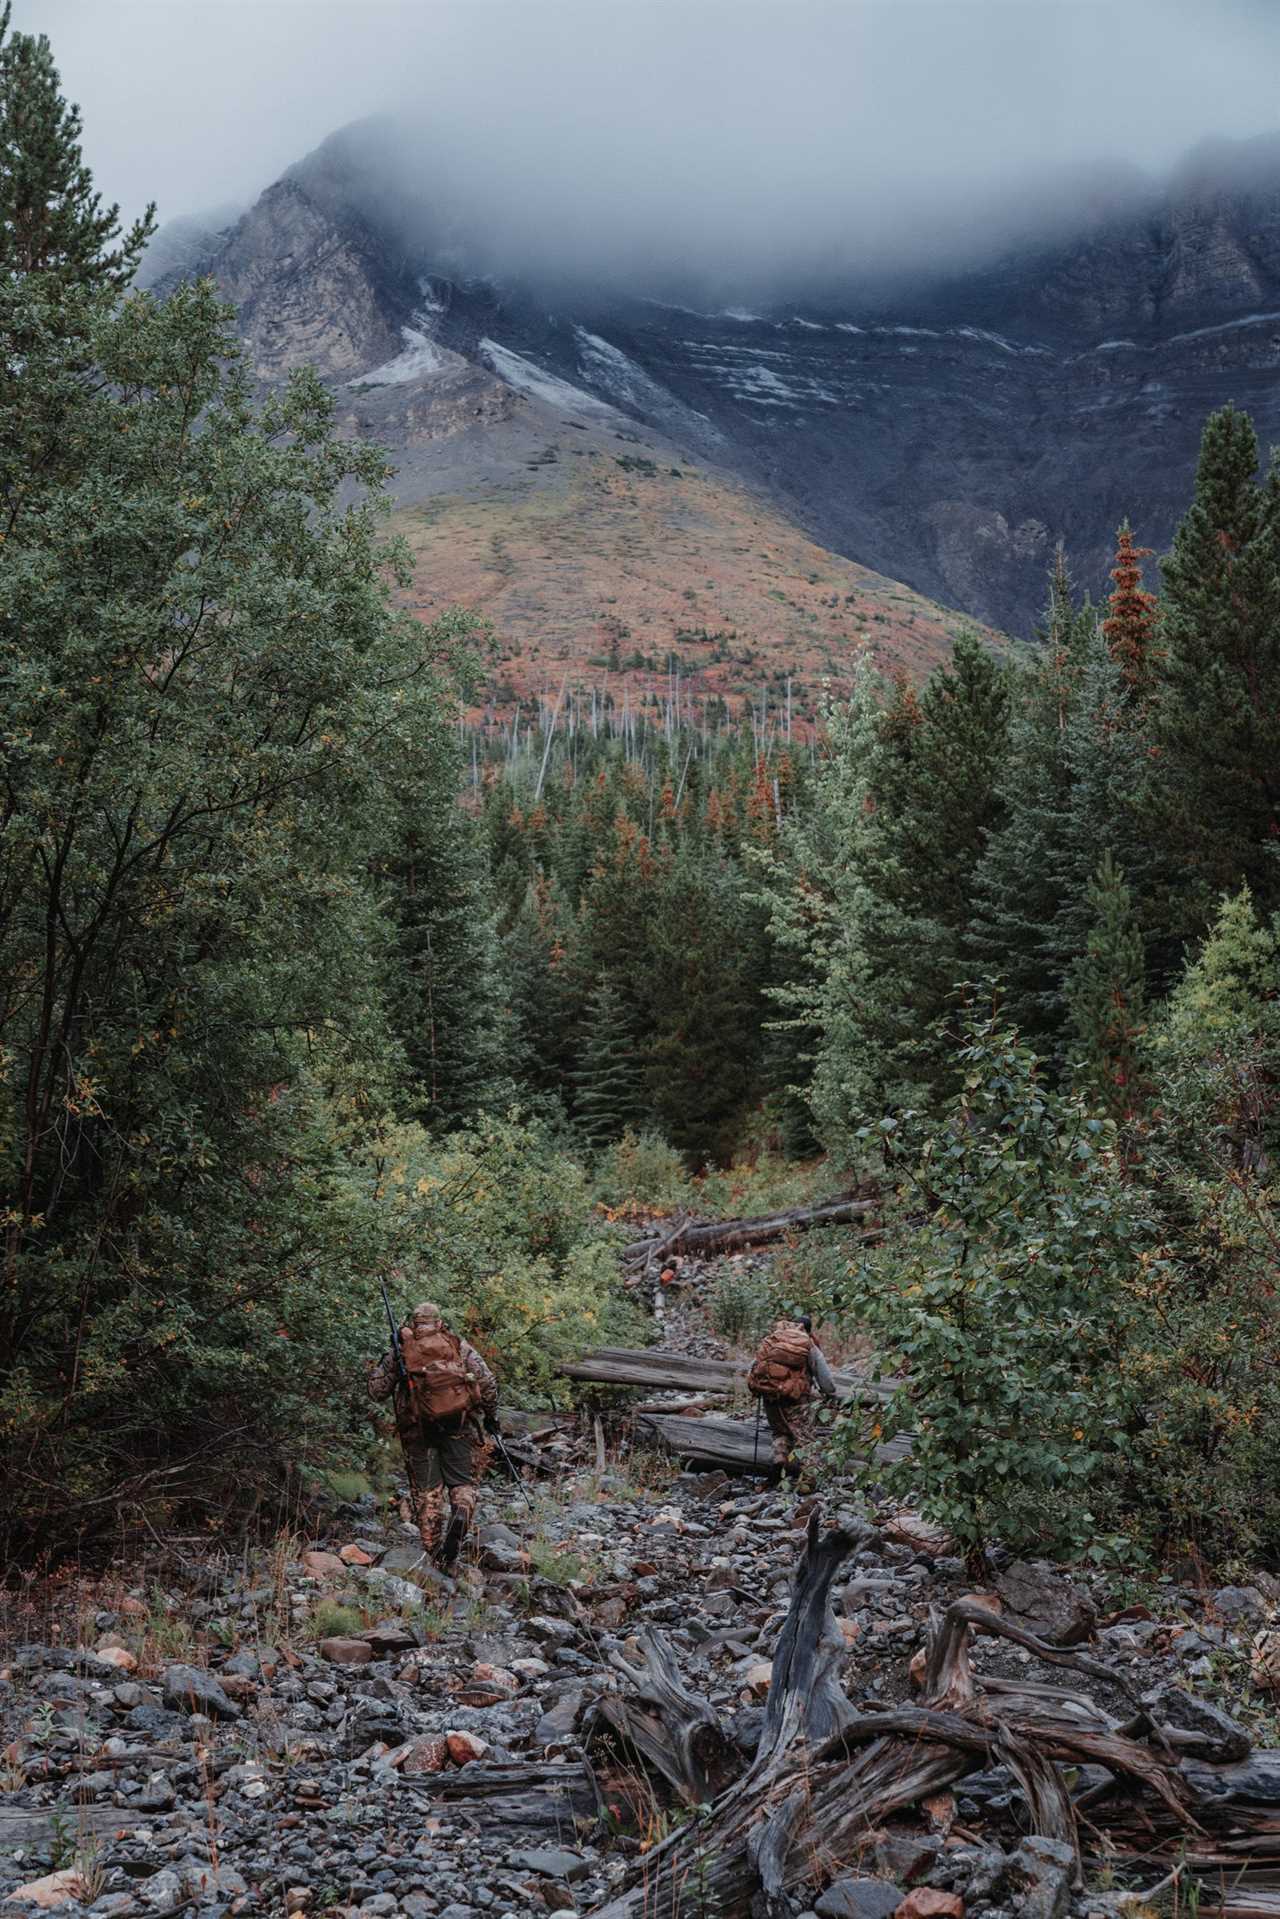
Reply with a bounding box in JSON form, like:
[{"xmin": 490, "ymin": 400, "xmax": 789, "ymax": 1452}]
[
  {"xmin": 404, "ymin": 1760, "xmax": 599, "ymax": 1833},
  {"xmin": 621, "ymin": 1195, "xmax": 878, "ymax": 1264},
  {"xmin": 584, "ymin": 1627, "xmax": 738, "ymax": 1805},
  {"xmin": 585, "ymin": 1515, "xmax": 1275, "ymax": 1919},
  {"xmin": 633, "ymin": 1409, "xmax": 911, "ymax": 1473},
  {"xmin": 559, "ymin": 1345, "xmax": 894, "ymax": 1405}
]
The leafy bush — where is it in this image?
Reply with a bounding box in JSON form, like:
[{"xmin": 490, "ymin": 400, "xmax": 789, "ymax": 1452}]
[
  {"xmin": 1115, "ymin": 891, "xmax": 1280, "ymax": 1565},
  {"xmin": 361, "ymin": 1113, "xmax": 646, "ymax": 1400},
  {"xmin": 832, "ymin": 1010, "xmax": 1143, "ymax": 1565},
  {"xmin": 593, "ymin": 1129, "xmax": 823, "ymax": 1220}
]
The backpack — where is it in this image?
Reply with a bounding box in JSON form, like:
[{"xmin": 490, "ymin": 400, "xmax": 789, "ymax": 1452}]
[
  {"xmin": 398, "ymin": 1324, "xmax": 479, "ymax": 1424},
  {"xmin": 747, "ymin": 1322, "xmax": 812, "ymax": 1403}
]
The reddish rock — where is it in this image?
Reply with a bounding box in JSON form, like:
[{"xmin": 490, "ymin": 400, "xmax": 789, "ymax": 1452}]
[
  {"xmin": 338, "ymin": 1543, "xmax": 374, "ymax": 1567},
  {"xmin": 445, "ymin": 1730, "xmax": 489, "ymax": 1766},
  {"xmin": 896, "ymin": 1892, "xmax": 963, "ymax": 1919},
  {"xmin": 318, "ymin": 1636, "xmax": 373, "ymax": 1666},
  {"xmin": 4, "ymin": 1869, "xmax": 87, "ymax": 1908},
  {"xmin": 94, "ymin": 1645, "xmax": 137, "ymax": 1671},
  {"xmin": 301, "ymin": 1550, "xmax": 346, "ymax": 1580},
  {"xmin": 402, "ymin": 1736, "xmax": 449, "ymax": 1776}
]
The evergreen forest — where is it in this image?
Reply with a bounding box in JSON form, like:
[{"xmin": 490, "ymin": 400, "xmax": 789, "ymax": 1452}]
[{"xmin": 3, "ymin": 10, "xmax": 1280, "ymax": 1576}]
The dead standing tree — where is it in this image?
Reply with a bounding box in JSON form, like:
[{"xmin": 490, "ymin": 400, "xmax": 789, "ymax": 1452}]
[{"xmin": 586, "ymin": 1514, "xmax": 1280, "ymax": 1919}]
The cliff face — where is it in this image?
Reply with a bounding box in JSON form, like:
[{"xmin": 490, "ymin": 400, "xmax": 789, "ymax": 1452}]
[{"xmin": 171, "ymin": 132, "xmax": 1280, "ymax": 634}]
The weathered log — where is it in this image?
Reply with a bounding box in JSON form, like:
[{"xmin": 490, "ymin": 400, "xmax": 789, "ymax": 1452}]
[
  {"xmin": 632, "ymin": 1409, "xmax": 911, "ymax": 1475},
  {"xmin": 404, "ymin": 1760, "xmax": 599, "ymax": 1833},
  {"xmin": 560, "ymin": 1346, "xmax": 893, "ymax": 1405},
  {"xmin": 583, "ymin": 1627, "xmax": 738, "ymax": 1806},
  {"xmin": 0, "ymin": 1805, "xmax": 182, "ymax": 1843},
  {"xmin": 584, "ymin": 1524, "xmax": 1238, "ymax": 1919},
  {"xmin": 621, "ymin": 1195, "xmax": 877, "ymax": 1264}
]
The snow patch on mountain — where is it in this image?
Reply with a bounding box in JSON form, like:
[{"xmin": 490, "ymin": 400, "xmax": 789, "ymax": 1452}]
[
  {"xmin": 480, "ymin": 338, "xmax": 615, "ymax": 414},
  {"xmin": 354, "ymin": 327, "xmax": 445, "ymax": 386}
]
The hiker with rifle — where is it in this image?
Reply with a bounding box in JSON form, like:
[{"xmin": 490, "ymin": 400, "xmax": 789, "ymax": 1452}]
[
  {"xmin": 367, "ymin": 1292, "xmax": 501, "ymax": 1571},
  {"xmin": 747, "ymin": 1313, "xmax": 839, "ymax": 1489}
]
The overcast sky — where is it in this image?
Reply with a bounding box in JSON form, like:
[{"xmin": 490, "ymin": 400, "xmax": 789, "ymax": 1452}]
[{"xmin": 17, "ymin": 0, "xmax": 1280, "ymax": 290}]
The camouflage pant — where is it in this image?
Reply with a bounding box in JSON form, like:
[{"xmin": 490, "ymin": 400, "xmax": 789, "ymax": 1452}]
[
  {"xmin": 759, "ymin": 1395, "xmax": 810, "ymax": 1468},
  {"xmin": 399, "ymin": 1418, "xmax": 481, "ymax": 1551}
]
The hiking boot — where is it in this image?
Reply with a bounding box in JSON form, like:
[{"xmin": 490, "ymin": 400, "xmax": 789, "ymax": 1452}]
[{"xmin": 437, "ymin": 1510, "xmax": 468, "ymax": 1572}]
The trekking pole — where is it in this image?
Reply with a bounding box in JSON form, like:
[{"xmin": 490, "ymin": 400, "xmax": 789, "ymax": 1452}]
[
  {"xmin": 487, "ymin": 1420, "xmax": 535, "ymax": 1512},
  {"xmin": 379, "ymin": 1276, "xmax": 422, "ymax": 1517}
]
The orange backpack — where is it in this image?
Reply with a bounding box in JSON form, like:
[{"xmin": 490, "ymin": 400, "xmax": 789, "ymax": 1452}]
[
  {"xmin": 398, "ymin": 1324, "xmax": 479, "ymax": 1424},
  {"xmin": 747, "ymin": 1322, "xmax": 812, "ymax": 1403}
]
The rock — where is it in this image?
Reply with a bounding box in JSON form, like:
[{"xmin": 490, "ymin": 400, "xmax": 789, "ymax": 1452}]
[
  {"xmin": 339, "ymin": 1543, "xmax": 375, "ymax": 1566},
  {"xmin": 3, "ymin": 1869, "xmax": 87, "ymax": 1908},
  {"xmin": 364, "ymin": 1622, "xmax": 419, "ymax": 1657},
  {"xmin": 162, "ymin": 1663, "xmax": 241, "ymax": 1720},
  {"xmin": 1252, "ymin": 1629, "xmax": 1280, "ymax": 1692},
  {"xmin": 874, "ymin": 1839, "xmax": 941, "ymax": 1886},
  {"xmin": 362, "ymin": 1898, "xmax": 398, "ymax": 1915},
  {"xmin": 534, "ymin": 1688, "xmax": 584, "ymax": 1748},
  {"xmin": 894, "ymin": 1894, "xmax": 963, "ymax": 1919},
  {"xmin": 446, "ymin": 1730, "xmax": 488, "ymax": 1765},
  {"xmin": 318, "ymin": 1637, "xmax": 374, "ymax": 1666},
  {"xmin": 1141, "ymin": 1683, "xmax": 1250, "ymax": 1763},
  {"xmin": 1006, "ymin": 1836, "xmax": 1075, "ymax": 1919},
  {"xmin": 883, "ymin": 1513, "xmax": 954, "ymax": 1559},
  {"xmin": 469, "ymin": 1662, "xmax": 520, "ymax": 1698},
  {"xmin": 1183, "ymin": 1751, "xmax": 1280, "ymax": 1805},
  {"xmin": 994, "ymin": 1562, "xmax": 1097, "ymax": 1647},
  {"xmin": 139, "ymin": 1869, "xmax": 184, "ymax": 1914},
  {"xmin": 285, "ymin": 1894, "xmax": 313, "ymax": 1916},
  {"xmin": 816, "ymin": 1877, "xmax": 903, "ymax": 1919},
  {"xmin": 93, "ymin": 1644, "xmax": 138, "ymax": 1672},
  {"xmin": 302, "ymin": 1551, "xmax": 346, "ymax": 1579},
  {"xmin": 402, "ymin": 1736, "xmax": 450, "ymax": 1776},
  {"xmin": 510, "ymin": 1849, "xmax": 588, "ymax": 1884},
  {"xmin": 527, "ymin": 1616, "xmax": 577, "ymax": 1648},
  {"xmin": 481, "ymin": 1542, "xmax": 529, "ymax": 1575},
  {"xmin": 1214, "ymin": 1586, "xmax": 1267, "ymax": 1624}
]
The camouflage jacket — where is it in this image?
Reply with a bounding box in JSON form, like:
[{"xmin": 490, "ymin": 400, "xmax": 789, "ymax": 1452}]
[{"xmin": 367, "ymin": 1328, "xmax": 499, "ymax": 1424}]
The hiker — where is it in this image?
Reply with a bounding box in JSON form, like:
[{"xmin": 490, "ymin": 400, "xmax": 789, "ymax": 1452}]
[
  {"xmin": 367, "ymin": 1300, "xmax": 500, "ymax": 1570},
  {"xmin": 747, "ymin": 1314, "xmax": 838, "ymax": 1487}
]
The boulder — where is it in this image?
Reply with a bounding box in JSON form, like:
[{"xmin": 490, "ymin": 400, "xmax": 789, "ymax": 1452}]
[
  {"xmin": 162, "ymin": 1663, "xmax": 241, "ymax": 1720},
  {"xmin": 1214, "ymin": 1586, "xmax": 1267, "ymax": 1624},
  {"xmin": 402, "ymin": 1735, "xmax": 450, "ymax": 1775},
  {"xmin": 1005, "ymin": 1836, "xmax": 1075, "ymax": 1919},
  {"xmin": 318, "ymin": 1636, "xmax": 374, "ymax": 1666},
  {"xmin": 816, "ymin": 1877, "xmax": 903, "ymax": 1919},
  {"xmin": 446, "ymin": 1729, "xmax": 488, "ymax": 1765},
  {"xmin": 510, "ymin": 1848, "xmax": 589, "ymax": 1884},
  {"xmin": 995, "ymin": 1561, "xmax": 1097, "ymax": 1647},
  {"xmin": 3, "ymin": 1869, "xmax": 87, "ymax": 1909},
  {"xmin": 894, "ymin": 1893, "xmax": 963, "ymax": 1919},
  {"xmin": 1141, "ymin": 1683, "xmax": 1250, "ymax": 1763},
  {"xmin": 301, "ymin": 1550, "xmax": 346, "ymax": 1579}
]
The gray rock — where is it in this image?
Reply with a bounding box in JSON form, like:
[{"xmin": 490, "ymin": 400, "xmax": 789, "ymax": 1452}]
[
  {"xmin": 1006, "ymin": 1836, "xmax": 1075, "ymax": 1919},
  {"xmin": 362, "ymin": 1898, "xmax": 399, "ymax": 1915},
  {"xmin": 139, "ymin": 1869, "xmax": 184, "ymax": 1914},
  {"xmin": 995, "ymin": 1561, "xmax": 1097, "ymax": 1648},
  {"xmin": 1214, "ymin": 1586, "xmax": 1267, "ymax": 1624},
  {"xmin": 1183, "ymin": 1751, "xmax": 1280, "ymax": 1805},
  {"xmin": 533, "ymin": 1687, "xmax": 584, "ymax": 1747},
  {"xmin": 162, "ymin": 1664, "xmax": 241, "ymax": 1721},
  {"xmin": 1141, "ymin": 1684, "xmax": 1250, "ymax": 1763},
  {"xmin": 510, "ymin": 1849, "xmax": 588, "ymax": 1884},
  {"xmin": 815, "ymin": 1876, "xmax": 902, "ymax": 1919}
]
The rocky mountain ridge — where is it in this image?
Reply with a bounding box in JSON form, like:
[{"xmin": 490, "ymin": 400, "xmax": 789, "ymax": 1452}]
[{"xmin": 155, "ymin": 126, "xmax": 1280, "ymax": 634}]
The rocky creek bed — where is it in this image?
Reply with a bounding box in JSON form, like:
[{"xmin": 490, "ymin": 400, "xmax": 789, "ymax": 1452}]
[{"xmin": 2, "ymin": 1255, "xmax": 1279, "ymax": 1919}]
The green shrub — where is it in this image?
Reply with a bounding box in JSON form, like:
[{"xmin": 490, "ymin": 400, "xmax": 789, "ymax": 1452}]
[{"xmin": 832, "ymin": 1010, "xmax": 1143, "ymax": 1565}]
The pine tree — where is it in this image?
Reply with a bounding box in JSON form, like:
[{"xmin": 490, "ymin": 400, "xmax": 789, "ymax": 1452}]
[
  {"xmin": 1147, "ymin": 406, "xmax": 1280, "ymax": 935},
  {"xmin": 1102, "ymin": 521, "xmax": 1158, "ymax": 703},
  {"xmin": 572, "ymin": 976, "xmax": 648, "ymax": 1148},
  {"xmin": 1066, "ymin": 852, "xmax": 1146, "ymax": 1116},
  {"xmin": 0, "ymin": 4, "xmax": 153, "ymax": 286}
]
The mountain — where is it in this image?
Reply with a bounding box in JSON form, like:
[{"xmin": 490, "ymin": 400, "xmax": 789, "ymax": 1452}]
[{"xmin": 158, "ymin": 124, "xmax": 1280, "ymax": 637}]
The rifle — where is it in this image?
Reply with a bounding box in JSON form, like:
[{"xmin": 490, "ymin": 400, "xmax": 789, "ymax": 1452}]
[{"xmin": 379, "ymin": 1277, "xmax": 421, "ymax": 1513}]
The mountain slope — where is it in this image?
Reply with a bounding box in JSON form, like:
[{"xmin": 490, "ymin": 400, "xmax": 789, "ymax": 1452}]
[
  {"xmin": 161, "ymin": 125, "xmax": 1280, "ymax": 635},
  {"xmin": 385, "ymin": 391, "xmax": 980, "ymax": 732}
]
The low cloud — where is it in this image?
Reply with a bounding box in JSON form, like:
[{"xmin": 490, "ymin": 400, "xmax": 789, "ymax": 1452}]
[{"xmin": 23, "ymin": 0, "xmax": 1280, "ymax": 295}]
